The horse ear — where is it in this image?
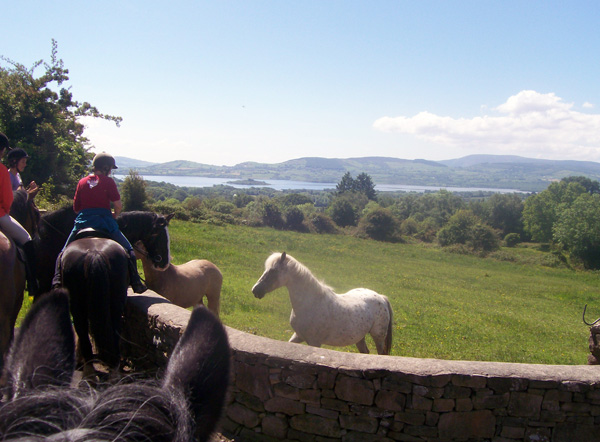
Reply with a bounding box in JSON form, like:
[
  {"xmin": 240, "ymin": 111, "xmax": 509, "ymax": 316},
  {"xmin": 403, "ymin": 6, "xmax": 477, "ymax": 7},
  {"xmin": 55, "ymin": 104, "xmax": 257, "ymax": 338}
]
[
  {"xmin": 281, "ymin": 251, "xmax": 287, "ymax": 262},
  {"xmin": 162, "ymin": 306, "xmax": 230, "ymax": 441},
  {"xmin": 165, "ymin": 213, "xmax": 175, "ymax": 223},
  {"xmin": 3, "ymin": 288, "xmax": 75, "ymax": 399}
]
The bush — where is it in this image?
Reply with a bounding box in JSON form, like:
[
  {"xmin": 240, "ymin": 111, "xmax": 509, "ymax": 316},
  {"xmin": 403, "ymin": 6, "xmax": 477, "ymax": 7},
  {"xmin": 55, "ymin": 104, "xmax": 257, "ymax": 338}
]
[
  {"xmin": 358, "ymin": 207, "xmax": 398, "ymax": 242},
  {"xmin": 262, "ymin": 201, "xmax": 284, "ymax": 229},
  {"xmin": 285, "ymin": 207, "xmax": 307, "ymax": 232},
  {"xmin": 504, "ymin": 233, "xmax": 521, "ymax": 247},
  {"xmin": 329, "ymin": 198, "xmax": 358, "ymax": 227},
  {"xmin": 309, "ymin": 213, "xmax": 337, "ymax": 234}
]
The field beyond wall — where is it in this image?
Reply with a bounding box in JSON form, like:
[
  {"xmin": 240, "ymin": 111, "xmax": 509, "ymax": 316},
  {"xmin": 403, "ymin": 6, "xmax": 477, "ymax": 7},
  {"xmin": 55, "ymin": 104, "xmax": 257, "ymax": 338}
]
[{"xmin": 165, "ymin": 220, "xmax": 599, "ymax": 366}]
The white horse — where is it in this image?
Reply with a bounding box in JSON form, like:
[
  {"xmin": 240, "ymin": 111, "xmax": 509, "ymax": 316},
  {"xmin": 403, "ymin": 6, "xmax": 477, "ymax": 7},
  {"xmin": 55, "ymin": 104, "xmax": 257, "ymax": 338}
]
[
  {"xmin": 252, "ymin": 252, "xmax": 393, "ymax": 355},
  {"xmin": 136, "ymin": 243, "xmax": 222, "ymax": 317}
]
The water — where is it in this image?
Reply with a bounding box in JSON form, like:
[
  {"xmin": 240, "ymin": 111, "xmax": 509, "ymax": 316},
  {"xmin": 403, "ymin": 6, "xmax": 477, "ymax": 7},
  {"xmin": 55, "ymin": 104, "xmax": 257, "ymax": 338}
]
[{"xmin": 114, "ymin": 174, "xmax": 523, "ymax": 193}]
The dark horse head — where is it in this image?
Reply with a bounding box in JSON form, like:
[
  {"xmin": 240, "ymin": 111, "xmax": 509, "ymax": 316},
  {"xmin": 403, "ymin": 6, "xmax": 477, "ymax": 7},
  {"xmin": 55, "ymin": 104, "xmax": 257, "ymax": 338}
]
[
  {"xmin": 117, "ymin": 211, "xmax": 174, "ymax": 269},
  {"xmin": 0, "ymin": 288, "xmax": 230, "ymax": 442},
  {"xmin": 9, "ymin": 189, "xmax": 40, "ymax": 237}
]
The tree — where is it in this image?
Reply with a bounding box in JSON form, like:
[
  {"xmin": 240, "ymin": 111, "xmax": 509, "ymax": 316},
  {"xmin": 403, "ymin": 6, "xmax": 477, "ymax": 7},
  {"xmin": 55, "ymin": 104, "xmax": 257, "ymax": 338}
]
[
  {"xmin": 523, "ymin": 180, "xmax": 587, "ymax": 242},
  {"xmin": 121, "ymin": 170, "xmax": 148, "ymax": 211},
  {"xmin": 358, "ymin": 207, "xmax": 398, "ymax": 241},
  {"xmin": 0, "ymin": 40, "xmax": 121, "ymax": 197},
  {"xmin": 335, "ymin": 172, "xmax": 377, "ymax": 201},
  {"xmin": 553, "ymin": 193, "xmax": 600, "ymax": 268},
  {"xmin": 437, "ymin": 210, "xmax": 499, "ymax": 252}
]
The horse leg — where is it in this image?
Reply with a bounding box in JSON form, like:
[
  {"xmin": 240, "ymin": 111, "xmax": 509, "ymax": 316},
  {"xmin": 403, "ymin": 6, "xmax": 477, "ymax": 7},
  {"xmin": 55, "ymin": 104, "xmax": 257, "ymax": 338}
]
[
  {"xmin": 289, "ymin": 332, "xmax": 305, "ymax": 344},
  {"xmin": 356, "ymin": 338, "xmax": 370, "ymax": 354}
]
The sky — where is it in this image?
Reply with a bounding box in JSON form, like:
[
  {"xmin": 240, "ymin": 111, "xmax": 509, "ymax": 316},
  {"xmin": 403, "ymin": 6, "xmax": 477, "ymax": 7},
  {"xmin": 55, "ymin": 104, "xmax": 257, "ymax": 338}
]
[{"xmin": 3, "ymin": 1, "xmax": 600, "ymax": 166}]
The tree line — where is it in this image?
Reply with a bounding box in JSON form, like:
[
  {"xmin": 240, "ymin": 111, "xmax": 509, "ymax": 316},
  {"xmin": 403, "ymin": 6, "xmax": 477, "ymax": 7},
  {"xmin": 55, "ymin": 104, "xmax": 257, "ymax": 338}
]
[{"xmin": 3, "ymin": 44, "xmax": 600, "ymax": 269}]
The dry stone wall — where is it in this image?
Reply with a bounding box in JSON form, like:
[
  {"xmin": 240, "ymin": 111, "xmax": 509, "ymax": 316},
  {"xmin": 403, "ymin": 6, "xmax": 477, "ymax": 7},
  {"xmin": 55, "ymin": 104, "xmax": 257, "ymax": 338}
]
[{"xmin": 121, "ymin": 291, "xmax": 600, "ymax": 442}]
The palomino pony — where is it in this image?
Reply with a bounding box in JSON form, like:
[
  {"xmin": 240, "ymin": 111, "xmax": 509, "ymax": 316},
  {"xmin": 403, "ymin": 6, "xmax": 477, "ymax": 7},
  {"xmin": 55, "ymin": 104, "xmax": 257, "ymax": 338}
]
[
  {"xmin": 252, "ymin": 252, "xmax": 393, "ymax": 355},
  {"xmin": 0, "ymin": 288, "xmax": 231, "ymax": 442},
  {"xmin": 137, "ymin": 245, "xmax": 222, "ymax": 317}
]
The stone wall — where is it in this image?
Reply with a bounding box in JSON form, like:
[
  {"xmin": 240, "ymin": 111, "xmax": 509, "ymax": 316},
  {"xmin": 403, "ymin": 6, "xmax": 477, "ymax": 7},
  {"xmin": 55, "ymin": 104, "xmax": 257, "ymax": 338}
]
[{"xmin": 121, "ymin": 291, "xmax": 600, "ymax": 442}]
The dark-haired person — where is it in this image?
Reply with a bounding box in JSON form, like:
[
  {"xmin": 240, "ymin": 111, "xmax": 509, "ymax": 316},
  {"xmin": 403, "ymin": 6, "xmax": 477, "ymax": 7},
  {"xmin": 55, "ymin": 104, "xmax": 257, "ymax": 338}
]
[
  {"xmin": 7, "ymin": 147, "xmax": 39, "ymax": 200},
  {"xmin": 51, "ymin": 152, "xmax": 146, "ymax": 293},
  {"xmin": 0, "ymin": 133, "xmax": 39, "ymax": 296}
]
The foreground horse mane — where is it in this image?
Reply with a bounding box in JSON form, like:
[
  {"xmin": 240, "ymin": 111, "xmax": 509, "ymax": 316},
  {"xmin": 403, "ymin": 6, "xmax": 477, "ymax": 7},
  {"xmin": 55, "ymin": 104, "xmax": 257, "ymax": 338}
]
[{"xmin": 0, "ymin": 288, "xmax": 230, "ymax": 442}]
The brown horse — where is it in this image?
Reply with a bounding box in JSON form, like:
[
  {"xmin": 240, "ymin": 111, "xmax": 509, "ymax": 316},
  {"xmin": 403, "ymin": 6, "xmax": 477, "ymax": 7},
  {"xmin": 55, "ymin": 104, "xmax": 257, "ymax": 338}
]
[
  {"xmin": 0, "ymin": 231, "xmax": 25, "ymax": 373},
  {"xmin": 137, "ymin": 244, "xmax": 222, "ymax": 317}
]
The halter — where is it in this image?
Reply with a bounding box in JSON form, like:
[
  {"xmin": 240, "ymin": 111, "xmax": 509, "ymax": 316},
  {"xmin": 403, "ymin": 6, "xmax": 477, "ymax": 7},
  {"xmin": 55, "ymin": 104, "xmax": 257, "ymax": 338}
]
[{"xmin": 133, "ymin": 241, "xmax": 164, "ymax": 265}]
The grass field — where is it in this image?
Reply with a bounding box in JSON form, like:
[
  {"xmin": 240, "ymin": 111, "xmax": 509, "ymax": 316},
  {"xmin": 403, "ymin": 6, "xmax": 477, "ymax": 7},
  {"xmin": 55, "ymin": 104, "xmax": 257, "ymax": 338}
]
[
  {"xmin": 165, "ymin": 220, "xmax": 599, "ymax": 365},
  {"xmin": 17, "ymin": 220, "xmax": 599, "ymax": 365}
]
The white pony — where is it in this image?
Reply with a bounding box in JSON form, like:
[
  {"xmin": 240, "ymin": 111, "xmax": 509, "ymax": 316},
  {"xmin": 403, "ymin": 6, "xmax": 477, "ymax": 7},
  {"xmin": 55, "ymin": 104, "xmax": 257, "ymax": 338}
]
[
  {"xmin": 252, "ymin": 252, "xmax": 393, "ymax": 355},
  {"xmin": 136, "ymin": 243, "xmax": 222, "ymax": 317}
]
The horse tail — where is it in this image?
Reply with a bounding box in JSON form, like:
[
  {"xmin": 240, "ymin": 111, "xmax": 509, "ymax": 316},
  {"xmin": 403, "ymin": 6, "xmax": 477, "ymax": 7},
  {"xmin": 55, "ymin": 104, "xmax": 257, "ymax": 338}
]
[
  {"xmin": 383, "ymin": 296, "xmax": 393, "ymax": 355},
  {"xmin": 84, "ymin": 251, "xmax": 115, "ymax": 366}
]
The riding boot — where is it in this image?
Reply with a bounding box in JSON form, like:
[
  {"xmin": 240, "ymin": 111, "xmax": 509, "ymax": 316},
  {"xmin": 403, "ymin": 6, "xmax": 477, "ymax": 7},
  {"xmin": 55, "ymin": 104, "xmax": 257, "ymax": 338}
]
[
  {"xmin": 51, "ymin": 252, "xmax": 63, "ymax": 288},
  {"xmin": 22, "ymin": 240, "xmax": 39, "ymax": 297},
  {"xmin": 128, "ymin": 253, "xmax": 147, "ymax": 294}
]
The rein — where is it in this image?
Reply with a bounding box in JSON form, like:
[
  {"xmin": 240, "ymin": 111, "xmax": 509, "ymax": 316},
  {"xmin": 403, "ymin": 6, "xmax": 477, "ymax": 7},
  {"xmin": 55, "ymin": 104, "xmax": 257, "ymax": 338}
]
[
  {"xmin": 40, "ymin": 216, "xmax": 69, "ymax": 239},
  {"xmin": 133, "ymin": 241, "xmax": 164, "ymax": 265}
]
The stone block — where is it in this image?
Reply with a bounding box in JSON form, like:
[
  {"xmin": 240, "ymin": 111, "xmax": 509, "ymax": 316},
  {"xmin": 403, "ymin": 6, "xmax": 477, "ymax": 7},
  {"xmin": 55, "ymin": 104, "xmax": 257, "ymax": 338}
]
[
  {"xmin": 264, "ymin": 396, "xmax": 305, "ymax": 415},
  {"xmin": 321, "ymin": 397, "xmax": 350, "ymax": 413},
  {"xmin": 283, "ymin": 370, "xmax": 316, "ymax": 389},
  {"xmin": 273, "ymin": 382, "xmax": 300, "ymax": 400},
  {"xmin": 432, "ymin": 398, "xmax": 455, "ymax": 412},
  {"xmin": 508, "ymin": 392, "xmax": 543, "ymax": 418},
  {"xmin": 438, "ymin": 410, "xmax": 496, "ymax": 439},
  {"xmin": 375, "ymin": 390, "xmax": 406, "ymax": 411},
  {"xmin": 335, "ymin": 375, "xmax": 375, "ymax": 406},
  {"xmin": 455, "ymin": 397, "xmax": 473, "ymax": 412},
  {"xmin": 473, "ymin": 392, "xmax": 510, "ymax": 410},
  {"xmin": 452, "ymin": 374, "xmax": 487, "ymax": 389},
  {"xmin": 394, "ymin": 411, "xmax": 426, "ymax": 426},
  {"xmin": 290, "ymin": 414, "xmax": 342, "ymax": 438},
  {"xmin": 339, "ymin": 414, "xmax": 379, "ymax": 433},
  {"xmin": 262, "ymin": 414, "xmax": 288, "ymax": 439},
  {"xmin": 226, "ymin": 402, "xmax": 261, "ymax": 428},
  {"xmin": 410, "ymin": 394, "xmax": 433, "ymax": 411},
  {"xmin": 306, "ymin": 404, "xmax": 339, "ymax": 420},
  {"xmin": 236, "ymin": 361, "xmax": 272, "ymax": 401}
]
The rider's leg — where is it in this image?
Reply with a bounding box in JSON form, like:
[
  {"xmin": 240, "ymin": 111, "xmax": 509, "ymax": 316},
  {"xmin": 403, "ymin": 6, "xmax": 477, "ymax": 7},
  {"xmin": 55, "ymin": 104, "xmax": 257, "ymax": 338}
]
[
  {"xmin": 110, "ymin": 230, "xmax": 147, "ymax": 294},
  {"xmin": 0, "ymin": 214, "xmax": 38, "ymax": 296}
]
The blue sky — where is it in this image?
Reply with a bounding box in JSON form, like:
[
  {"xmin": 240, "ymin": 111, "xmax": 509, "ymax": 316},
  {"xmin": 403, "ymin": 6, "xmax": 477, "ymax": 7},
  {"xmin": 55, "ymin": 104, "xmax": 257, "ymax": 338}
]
[{"xmin": 4, "ymin": 1, "xmax": 600, "ymax": 166}]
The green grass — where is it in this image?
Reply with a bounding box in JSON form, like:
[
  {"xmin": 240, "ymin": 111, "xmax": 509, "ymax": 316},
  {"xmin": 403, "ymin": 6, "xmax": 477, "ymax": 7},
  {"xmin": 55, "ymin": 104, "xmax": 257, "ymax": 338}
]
[{"xmin": 164, "ymin": 220, "xmax": 599, "ymax": 365}]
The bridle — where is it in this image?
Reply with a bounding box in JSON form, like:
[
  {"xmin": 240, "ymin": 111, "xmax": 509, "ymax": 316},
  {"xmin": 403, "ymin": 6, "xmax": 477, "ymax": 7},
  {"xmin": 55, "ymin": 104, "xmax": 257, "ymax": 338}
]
[{"xmin": 133, "ymin": 240, "xmax": 164, "ymax": 265}]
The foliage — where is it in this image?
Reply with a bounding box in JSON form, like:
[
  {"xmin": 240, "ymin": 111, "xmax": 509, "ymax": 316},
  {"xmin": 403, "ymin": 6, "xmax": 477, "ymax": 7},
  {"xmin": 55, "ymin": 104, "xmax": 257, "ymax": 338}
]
[
  {"xmin": 438, "ymin": 210, "xmax": 499, "ymax": 252},
  {"xmin": 504, "ymin": 233, "xmax": 521, "ymax": 248},
  {"xmin": 120, "ymin": 170, "xmax": 148, "ymax": 211},
  {"xmin": 0, "ymin": 41, "xmax": 121, "ymax": 197},
  {"xmin": 335, "ymin": 171, "xmax": 377, "ymax": 200},
  {"xmin": 357, "ymin": 207, "xmax": 399, "ymax": 242},
  {"xmin": 284, "ymin": 206, "xmax": 307, "ymax": 232},
  {"xmin": 471, "ymin": 193, "xmax": 525, "ymax": 237},
  {"xmin": 553, "ymin": 193, "xmax": 600, "ymax": 269},
  {"xmin": 523, "ymin": 180, "xmax": 587, "ymax": 243}
]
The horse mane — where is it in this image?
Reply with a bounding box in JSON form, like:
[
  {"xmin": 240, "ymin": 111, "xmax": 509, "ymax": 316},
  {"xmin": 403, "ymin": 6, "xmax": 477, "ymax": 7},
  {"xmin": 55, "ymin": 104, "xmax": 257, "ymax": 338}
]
[
  {"xmin": 0, "ymin": 288, "xmax": 230, "ymax": 442},
  {"xmin": 117, "ymin": 211, "xmax": 159, "ymax": 232},
  {"xmin": 39, "ymin": 206, "xmax": 76, "ymax": 238},
  {"xmin": 269, "ymin": 252, "xmax": 336, "ymax": 295},
  {"xmin": 9, "ymin": 189, "xmax": 28, "ymax": 221}
]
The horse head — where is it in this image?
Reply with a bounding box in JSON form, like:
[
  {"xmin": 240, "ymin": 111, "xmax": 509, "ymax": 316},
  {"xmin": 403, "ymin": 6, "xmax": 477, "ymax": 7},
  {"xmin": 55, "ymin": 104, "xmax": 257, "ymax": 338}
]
[
  {"xmin": 252, "ymin": 251, "xmax": 288, "ymax": 299},
  {"xmin": 118, "ymin": 212, "xmax": 174, "ymax": 269},
  {"xmin": 9, "ymin": 189, "xmax": 40, "ymax": 238},
  {"xmin": 0, "ymin": 288, "xmax": 230, "ymax": 442}
]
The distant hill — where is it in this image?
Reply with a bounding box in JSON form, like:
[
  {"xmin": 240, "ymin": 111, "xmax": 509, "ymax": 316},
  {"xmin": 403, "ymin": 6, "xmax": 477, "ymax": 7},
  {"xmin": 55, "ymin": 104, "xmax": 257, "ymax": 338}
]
[{"xmin": 116, "ymin": 154, "xmax": 600, "ymax": 193}]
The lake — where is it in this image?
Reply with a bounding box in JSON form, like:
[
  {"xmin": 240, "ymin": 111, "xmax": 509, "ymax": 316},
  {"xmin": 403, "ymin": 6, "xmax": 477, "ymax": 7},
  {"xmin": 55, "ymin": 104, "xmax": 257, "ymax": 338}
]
[{"xmin": 114, "ymin": 174, "xmax": 524, "ymax": 194}]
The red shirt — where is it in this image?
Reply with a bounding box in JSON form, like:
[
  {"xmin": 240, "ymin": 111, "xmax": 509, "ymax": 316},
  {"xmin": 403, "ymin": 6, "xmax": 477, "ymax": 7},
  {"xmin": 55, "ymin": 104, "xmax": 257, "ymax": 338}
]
[
  {"xmin": 0, "ymin": 164, "xmax": 13, "ymax": 217},
  {"xmin": 73, "ymin": 174, "xmax": 121, "ymax": 213}
]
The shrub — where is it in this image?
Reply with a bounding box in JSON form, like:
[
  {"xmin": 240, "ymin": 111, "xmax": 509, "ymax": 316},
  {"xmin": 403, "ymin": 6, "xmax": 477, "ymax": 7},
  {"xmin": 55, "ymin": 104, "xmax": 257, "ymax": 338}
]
[
  {"xmin": 358, "ymin": 207, "xmax": 398, "ymax": 242},
  {"xmin": 262, "ymin": 201, "xmax": 284, "ymax": 229},
  {"xmin": 504, "ymin": 233, "xmax": 521, "ymax": 248},
  {"xmin": 285, "ymin": 207, "xmax": 307, "ymax": 232},
  {"xmin": 309, "ymin": 213, "xmax": 337, "ymax": 234}
]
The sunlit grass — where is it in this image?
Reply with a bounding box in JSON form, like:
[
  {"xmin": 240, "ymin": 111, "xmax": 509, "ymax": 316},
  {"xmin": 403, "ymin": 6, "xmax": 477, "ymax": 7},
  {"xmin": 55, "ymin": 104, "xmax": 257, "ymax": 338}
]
[{"xmin": 165, "ymin": 220, "xmax": 598, "ymax": 365}]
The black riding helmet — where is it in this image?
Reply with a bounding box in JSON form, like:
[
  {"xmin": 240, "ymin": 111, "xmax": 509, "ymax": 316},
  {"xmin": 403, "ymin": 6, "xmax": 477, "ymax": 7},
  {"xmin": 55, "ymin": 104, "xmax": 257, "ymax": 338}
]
[
  {"xmin": 0, "ymin": 132, "xmax": 10, "ymax": 151},
  {"xmin": 92, "ymin": 152, "xmax": 118, "ymax": 171},
  {"xmin": 7, "ymin": 148, "xmax": 30, "ymax": 167}
]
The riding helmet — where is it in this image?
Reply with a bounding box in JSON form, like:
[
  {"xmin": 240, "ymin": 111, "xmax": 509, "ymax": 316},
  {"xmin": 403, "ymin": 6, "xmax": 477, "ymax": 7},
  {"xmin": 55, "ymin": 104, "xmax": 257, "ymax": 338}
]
[
  {"xmin": 7, "ymin": 148, "xmax": 30, "ymax": 166},
  {"xmin": 92, "ymin": 152, "xmax": 119, "ymax": 170}
]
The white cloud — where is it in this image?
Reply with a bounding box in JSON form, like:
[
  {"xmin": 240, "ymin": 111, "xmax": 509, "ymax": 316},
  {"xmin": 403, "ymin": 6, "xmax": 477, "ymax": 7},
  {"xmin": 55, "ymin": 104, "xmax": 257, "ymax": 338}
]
[
  {"xmin": 373, "ymin": 90, "xmax": 600, "ymax": 160},
  {"xmin": 583, "ymin": 102, "xmax": 594, "ymax": 109}
]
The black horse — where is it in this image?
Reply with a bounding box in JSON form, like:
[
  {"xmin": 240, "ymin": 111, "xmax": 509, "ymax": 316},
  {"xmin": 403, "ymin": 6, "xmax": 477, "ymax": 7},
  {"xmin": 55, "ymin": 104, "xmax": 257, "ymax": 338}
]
[
  {"xmin": 0, "ymin": 288, "xmax": 230, "ymax": 442},
  {"xmin": 35, "ymin": 209, "xmax": 173, "ymax": 377},
  {"xmin": 35, "ymin": 209, "xmax": 173, "ymax": 297},
  {"xmin": 61, "ymin": 236, "xmax": 130, "ymax": 378}
]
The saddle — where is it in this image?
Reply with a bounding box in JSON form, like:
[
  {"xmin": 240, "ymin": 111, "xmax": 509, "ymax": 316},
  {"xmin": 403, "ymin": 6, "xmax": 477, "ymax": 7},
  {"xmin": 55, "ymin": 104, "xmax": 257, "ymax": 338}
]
[{"xmin": 72, "ymin": 228, "xmax": 114, "ymax": 242}]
